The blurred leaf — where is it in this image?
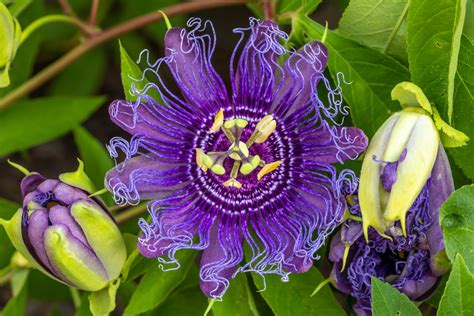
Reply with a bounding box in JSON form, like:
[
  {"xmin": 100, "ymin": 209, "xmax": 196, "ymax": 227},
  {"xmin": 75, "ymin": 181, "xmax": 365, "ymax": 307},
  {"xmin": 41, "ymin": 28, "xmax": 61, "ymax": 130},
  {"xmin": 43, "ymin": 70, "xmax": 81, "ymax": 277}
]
[
  {"xmin": 0, "ymin": 96, "xmax": 105, "ymax": 157},
  {"xmin": 425, "ymin": 274, "xmax": 449, "ymax": 309},
  {"xmin": 0, "ymin": 198, "xmax": 18, "ymax": 269},
  {"xmin": 371, "ymin": 277, "xmax": 421, "ymax": 315},
  {"xmin": 250, "ymin": 267, "xmax": 345, "ymax": 316},
  {"xmin": 212, "ymin": 274, "xmax": 259, "ymax": 316},
  {"xmin": 48, "ymin": 48, "xmax": 107, "ymax": 96},
  {"xmin": 438, "ymin": 255, "xmax": 474, "ymax": 315},
  {"xmin": 124, "ymin": 250, "xmax": 196, "ymax": 315},
  {"xmin": 89, "ymin": 278, "xmax": 121, "ymax": 316},
  {"xmin": 292, "ymin": 16, "xmax": 409, "ymax": 137},
  {"xmin": 76, "ymin": 292, "xmax": 93, "ymax": 316},
  {"xmin": 152, "ymin": 284, "xmax": 207, "ymax": 316},
  {"xmin": 448, "ymin": 2, "xmax": 474, "ymax": 180},
  {"xmin": 0, "ymin": 274, "xmax": 28, "ymax": 316},
  {"xmin": 117, "ymin": 0, "xmax": 185, "ymax": 43},
  {"xmin": 11, "ymin": 269, "xmax": 29, "ymax": 296},
  {"xmin": 337, "ymin": 0, "xmax": 408, "ymax": 63},
  {"xmin": 73, "ymin": 126, "xmax": 114, "ymax": 205},
  {"xmin": 8, "ymin": 0, "xmax": 31, "ymax": 17},
  {"xmin": 439, "ymin": 184, "xmax": 474, "ymax": 272},
  {"xmin": 119, "ymin": 40, "xmax": 147, "ymax": 102},
  {"xmin": 407, "ymin": 0, "xmax": 467, "ymax": 123},
  {"xmin": 28, "ymin": 269, "xmax": 70, "ymax": 302}
]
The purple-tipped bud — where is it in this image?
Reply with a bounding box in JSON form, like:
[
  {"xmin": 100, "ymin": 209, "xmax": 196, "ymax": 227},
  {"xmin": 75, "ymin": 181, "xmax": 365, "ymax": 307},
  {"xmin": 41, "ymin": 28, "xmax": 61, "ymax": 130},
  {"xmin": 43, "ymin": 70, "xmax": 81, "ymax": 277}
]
[
  {"xmin": 329, "ymin": 145, "xmax": 454, "ymax": 315},
  {"xmin": 2, "ymin": 162, "xmax": 126, "ymax": 292}
]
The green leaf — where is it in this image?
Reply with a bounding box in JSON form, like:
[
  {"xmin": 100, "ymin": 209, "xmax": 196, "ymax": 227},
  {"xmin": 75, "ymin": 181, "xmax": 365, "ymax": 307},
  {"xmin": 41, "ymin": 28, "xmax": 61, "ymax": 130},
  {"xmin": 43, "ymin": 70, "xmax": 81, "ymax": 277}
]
[
  {"xmin": 439, "ymin": 184, "xmax": 474, "ymax": 272},
  {"xmin": 337, "ymin": 0, "xmax": 409, "ymax": 63},
  {"xmin": 249, "ymin": 267, "xmax": 345, "ymax": 316},
  {"xmin": 73, "ymin": 126, "xmax": 114, "ymax": 205},
  {"xmin": 371, "ymin": 277, "xmax": 421, "ymax": 315},
  {"xmin": 152, "ymin": 284, "xmax": 208, "ymax": 316},
  {"xmin": 124, "ymin": 250, "xmax": 196, "ymax": 315},
  {"xmin": 0, "ymin": 96, "xmax": 105, "ymax": 157},
  {"xmin": 407, "ymin": 0, "xmax": 467, "ymax": 123},
  {"xmin": 448, "ymin": 1, "xmax": 474, "ymax": 180},
  {"xmin": 0, "ymin": 198, "xmax": 18, "ymax": 268},
  {"xmin": 48, "ymin": 48, "xmax": 107, "ymax": 97},
  {"xmin": 212, "ymin": 274, "xmax": 259, "ymax": 316},
  {"xmin": 8, "ymin": 0, "xmax": 31, "ymax": 17},
  {"xmin": 438, "ymin": 254, "xmax": 474, "ymax": 315},
  {"xmin": 28, "ymin": 269, "xmax": 70, "ymax": 302},
  {"xmin": 292, "ymin": 16, "xmax": 409, "ymax": 137},
  {"xmin": 0, "ymin": 273, "xmax": 28, "ymax": 316},
  {"xmin": 89, "ymin": 279, "xmax": 121, "ymax": 316},
  {"xmin": 11, "ymin": 269, "xmax": 29, "ymax": 296}
]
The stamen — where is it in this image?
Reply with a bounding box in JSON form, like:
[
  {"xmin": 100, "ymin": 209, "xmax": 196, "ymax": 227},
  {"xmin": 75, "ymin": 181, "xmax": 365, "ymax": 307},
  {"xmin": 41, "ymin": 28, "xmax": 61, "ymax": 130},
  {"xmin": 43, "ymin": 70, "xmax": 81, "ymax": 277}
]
[
  {"xmin": 209, "ymin": 108, "xmax": 224, "ymax": 133},
  {"xmin": 247, "ymin": 115, "xmax": 276, "ymax": 147},
  {"xmin": 240, "ymin": 155, "xmax": 261, "ymax": 175},
  {"xmin": 196, "ymin": 148, "xmax": 209, "ymax": 172},
  {"xmin": 223, "ymin": 179, "xmax": 242, "ymax": 189},
  {"xmin": 257, "ymin": 161, "xmax": 282, "ymax": 180}
]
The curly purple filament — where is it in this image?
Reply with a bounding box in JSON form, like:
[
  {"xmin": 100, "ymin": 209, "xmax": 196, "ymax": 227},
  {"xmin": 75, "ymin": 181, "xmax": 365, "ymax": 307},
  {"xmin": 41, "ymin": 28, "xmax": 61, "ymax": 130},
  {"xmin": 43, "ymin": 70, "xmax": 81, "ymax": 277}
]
[{"xmin": 105, "ymin": 18, "xmax": 367, "ymax": 298}]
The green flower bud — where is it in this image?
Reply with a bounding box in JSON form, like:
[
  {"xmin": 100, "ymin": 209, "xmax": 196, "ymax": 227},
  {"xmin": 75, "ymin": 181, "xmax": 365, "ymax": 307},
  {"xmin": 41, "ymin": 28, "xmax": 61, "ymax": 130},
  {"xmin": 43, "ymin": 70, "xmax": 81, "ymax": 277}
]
[{"xmin": 0, "ymin": 3, "xmax": 22, "ymax": 87}]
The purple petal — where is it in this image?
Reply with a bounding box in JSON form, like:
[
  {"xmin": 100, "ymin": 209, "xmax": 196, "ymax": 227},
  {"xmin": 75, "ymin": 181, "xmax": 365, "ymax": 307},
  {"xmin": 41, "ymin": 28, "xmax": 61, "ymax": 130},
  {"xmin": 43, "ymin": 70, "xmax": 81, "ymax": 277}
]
[
  {"xmin": 165, "ymin": 22, "xmax": 229, "ymax": 112},
  {"xmin": 48, "ymin": 205, "xmax": 88, "ymax": 246},
  {"xmin": 52, "ymin": 182, "xmax": 89, "ymax": 205},
  {"xmin": 427, "ymin": 146, "xmax": 454, "ymax": 259},
  {"xmin": 27, "ymin": 210, "xmax": 54, "ymax": 271},
  {"xmin": 20, "ymin": 173, "xmax": 46, "ymax": 197},
  {"xmin": 231, "ymin": 19, "xmax": 286, "ymax": 115},
  {"xmin": 199, "ymin": 222, "xmax": 241, "ymax": 298},
  {"xmin": 105, "ymin": 155, "xmax": 189, "ymax": 205},
  {"xmin": 271, "ymin": 41, "xmax": 328, "ymax": 119},
  {"xmin": 399, "ymin": 271, "xmax": 438, "ymax": 300}
]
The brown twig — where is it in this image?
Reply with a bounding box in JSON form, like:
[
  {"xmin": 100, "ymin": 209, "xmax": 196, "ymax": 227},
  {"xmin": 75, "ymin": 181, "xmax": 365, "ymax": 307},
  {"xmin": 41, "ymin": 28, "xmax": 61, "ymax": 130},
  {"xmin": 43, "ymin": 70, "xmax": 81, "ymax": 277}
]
[
  {"xmin": 0, "ymin": 0, "xmax": 250, "ymax": 110},
  {"xmin": 262, "ymin": 0, "xmax": 274, "ymax": 20},
  {"xmin": 58, "ymin": 0, "xmax": 75, "ymax": 16},
  {"xmin": 89, "ymin": 0, "xmax": 100, "ymax": 28}
]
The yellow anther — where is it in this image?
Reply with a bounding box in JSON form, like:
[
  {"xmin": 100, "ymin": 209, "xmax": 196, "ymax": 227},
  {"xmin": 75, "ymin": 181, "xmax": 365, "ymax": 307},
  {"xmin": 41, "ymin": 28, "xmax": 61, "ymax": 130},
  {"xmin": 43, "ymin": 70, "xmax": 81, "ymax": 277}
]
[
  {"xmin": 224, "ymin": 119, "xmax": 235, "ymax": 129},
  {"xmin": 257, "ymin": 161, "xmax": 282, "ymax": 180},
  {"xmin": 223, "ymin": 179, "xmax": 242, "ymax": 189},
  {"xmin": 209, "ymin": 108, "xmax": 224, "ymax": 133},
  {"xmin": 255, "ymin": 119, "xmax": 276, "ymax": 143},
  {"xmin": 235, "ymin": 119, "xmax": 248, "ymax": 129},
  {"xmin": 240, "ymin": 155, "xmax": 261, "ymax": 175},
  {"xmin": 195, "ymin": 149, "xmax": 209, "ymax": 172},
  {"xmin": 211, "ymin": 164, "xmax": 225, "ymax": 175},
  {"xmin": 239, "ymin": 142, "xmax": 249, "ymax": 157}
]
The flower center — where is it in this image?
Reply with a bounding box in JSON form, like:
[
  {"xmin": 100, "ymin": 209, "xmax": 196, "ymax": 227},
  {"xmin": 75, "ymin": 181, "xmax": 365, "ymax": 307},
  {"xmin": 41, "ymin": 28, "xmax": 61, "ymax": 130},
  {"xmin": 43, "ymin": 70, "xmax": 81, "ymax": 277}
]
[{"xmin": 195, "ymin": 109, "xmax": 282, "ymax": 189}]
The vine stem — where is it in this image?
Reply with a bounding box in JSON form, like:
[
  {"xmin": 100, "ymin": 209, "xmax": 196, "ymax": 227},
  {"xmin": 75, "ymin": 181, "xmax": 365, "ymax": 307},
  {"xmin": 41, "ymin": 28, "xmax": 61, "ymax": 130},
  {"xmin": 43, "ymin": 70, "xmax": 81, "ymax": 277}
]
[
  {"xmin": 114, "ymin": 203, "xmax": 147, "ymax": 224},
  {"xmin": 0, "ymin": 0, "xmax": 250, "ymax": 110}
]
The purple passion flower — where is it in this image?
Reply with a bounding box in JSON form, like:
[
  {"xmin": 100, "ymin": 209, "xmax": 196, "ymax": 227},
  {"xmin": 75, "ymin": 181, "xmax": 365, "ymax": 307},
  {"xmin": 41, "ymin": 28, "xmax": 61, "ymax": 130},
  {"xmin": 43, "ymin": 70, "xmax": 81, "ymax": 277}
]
[
  {"xmin": 1, "ymin": 161, "xmax": 126, "ymax": 291},
  {"xmin": 105, "ymin": 18, "xmax": 368, "ymax": 298}
]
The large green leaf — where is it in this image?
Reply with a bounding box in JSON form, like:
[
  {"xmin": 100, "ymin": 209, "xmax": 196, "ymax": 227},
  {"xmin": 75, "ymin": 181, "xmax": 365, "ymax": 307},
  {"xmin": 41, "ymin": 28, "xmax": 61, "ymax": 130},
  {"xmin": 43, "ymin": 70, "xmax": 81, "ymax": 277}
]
[
  {"xmin": 292, "ymin": 16, "xmax": 409, "ymax": 137},
  {"xmin": 151, "ymin": 284, "xmax": 208, "ymax": 316},
  {"xmin": 439, "ymin": 184, "xmax": 474, "ymax": 272},
  {"xmin": 407, "ymin": 0, "xmax": 467, "ymax": 123},
  {"xmin": 449, "ymin": 2, "xmax": 474, "ymax": 180},
  {"xmin": 0, "ymin": 96, "xmax": 105, "ymax": 157},
  {"xmin": 371, "ymin": 277, "xmax": 421, "ymax": 315},
  {"xmin": 0, "ymin": 271, "xmax": 28, "ymax": 316},
  {"xmin": 249, "ymin": 267, "xmax": 345, "ymax": 316},
  {"xmin": 337, "ymin": 0, "xmax": 409, "ymax": 63},
  {"xmin": 124, "ymin": 250, "xmax": 196, "ymax": 315},
  {"xmin": 438, "ymin": 255, "xmax": 474, "ymax": 315},
  {"xmin": 48, "ymin": 48, "xmax": 107, "ymax": 97},
  {"xmin": 212, "ymin": 274, "xmax": 259, "ymax": 316},
  {"xmin": 73, "ymin": 126, "xmax": 114, "ymax": 205}
]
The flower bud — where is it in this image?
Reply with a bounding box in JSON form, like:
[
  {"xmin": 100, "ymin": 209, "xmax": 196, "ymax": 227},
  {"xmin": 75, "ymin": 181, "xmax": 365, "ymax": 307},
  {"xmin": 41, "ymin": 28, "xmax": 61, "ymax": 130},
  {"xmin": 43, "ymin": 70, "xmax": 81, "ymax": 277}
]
[
  {"xmin": 359, "ymin": 107, "xmax": 439, "ymax": 239},
  {"xmin": 1, "ymin": 161, "xmax": 126, "ymax": 291},
  {"xmin": 0, "ymin": 3, "xmax": 22, "ymax": 87}
]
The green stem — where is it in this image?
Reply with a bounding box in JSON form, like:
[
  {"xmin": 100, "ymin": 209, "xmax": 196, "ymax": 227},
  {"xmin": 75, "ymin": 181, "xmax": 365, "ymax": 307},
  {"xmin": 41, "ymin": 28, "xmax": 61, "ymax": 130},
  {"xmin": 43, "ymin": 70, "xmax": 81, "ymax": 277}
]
[
  {"xmin": 0, "ymin": 0, "xmax": 250, "ymax": 110},
  {"xmin": 20, "ymin": 15, "xmax": 92, "ymax": 44},
  {"xmin": 310, "ymin": 277, "xmax": 331, "ymax": 297},
  {"xmin": 69, "ymin": 288, "xmax": 81, "ymax": 309},
  {"xmin": 114, "ymin": 204, "xmax": 147, "ymax": 224}
]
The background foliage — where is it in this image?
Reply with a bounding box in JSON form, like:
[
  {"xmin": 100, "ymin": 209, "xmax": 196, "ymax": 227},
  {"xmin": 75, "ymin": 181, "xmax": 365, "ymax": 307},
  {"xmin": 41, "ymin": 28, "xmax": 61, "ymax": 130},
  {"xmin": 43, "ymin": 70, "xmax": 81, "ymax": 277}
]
[{"xmin": 0, "ymin": 0, "xmax": 472, "ymax": 315}]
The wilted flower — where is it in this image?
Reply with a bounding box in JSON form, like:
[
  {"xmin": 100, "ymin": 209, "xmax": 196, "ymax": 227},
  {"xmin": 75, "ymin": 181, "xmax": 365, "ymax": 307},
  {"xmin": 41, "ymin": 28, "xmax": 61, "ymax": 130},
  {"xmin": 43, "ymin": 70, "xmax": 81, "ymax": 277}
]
[
  {"xmin": 1, "ymin": 161, "xmax": 126, "ymax": 292},
  {"xmin": 328, "ymin": 82, "xmax": 457, "ymax": 315},
  {"xmin": 0, "ymin": 2, "xmax": 22, "ymax": 87},
  {"xmin": 329, "ymin": 145, "xmax": 453, "ymax": 314},
  {"xmin": 106, "ymin": 18, "xmax": 367, "ymax": 298}
]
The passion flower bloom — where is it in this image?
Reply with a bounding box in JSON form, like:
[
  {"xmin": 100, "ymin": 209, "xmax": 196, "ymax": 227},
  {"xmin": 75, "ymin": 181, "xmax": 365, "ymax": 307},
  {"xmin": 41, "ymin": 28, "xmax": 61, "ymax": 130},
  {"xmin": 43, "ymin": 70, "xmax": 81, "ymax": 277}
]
[
  {"xmin": 105, "ymin": 18, "xmax": 367, "ymax": 298},
  {"xmin": 1, "ymin": 161, "xmax": 127, "ymax": 291},
  {"xmin": 330, "ymin": 146, "xmax": 453, "ymax": 314}
]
